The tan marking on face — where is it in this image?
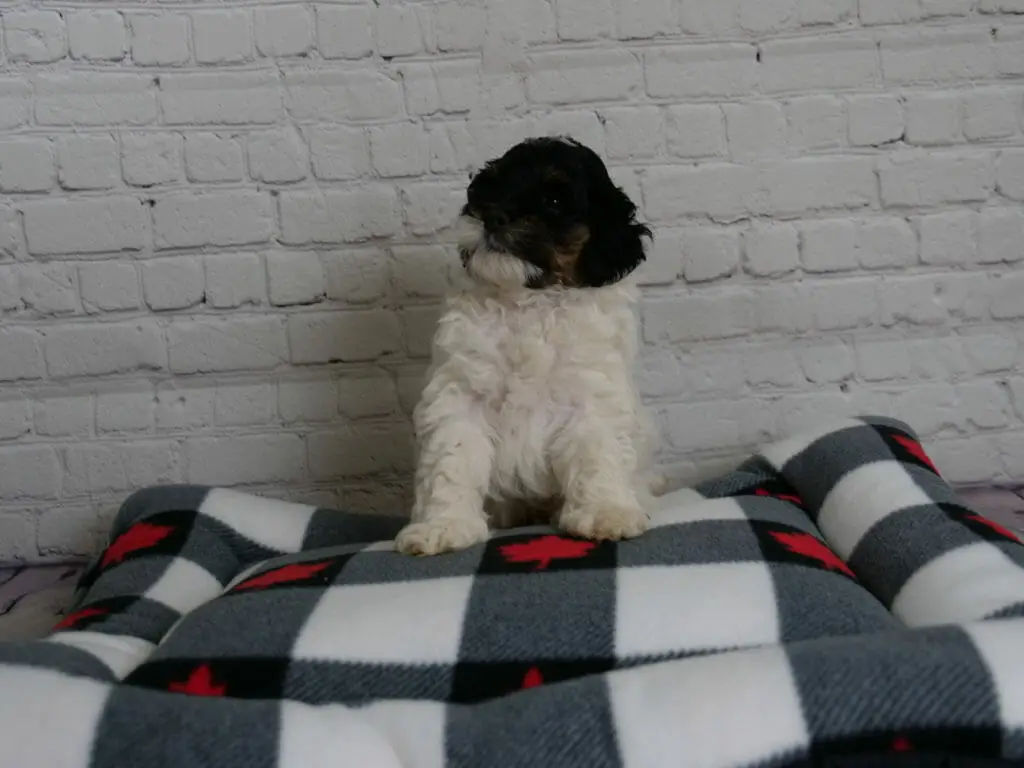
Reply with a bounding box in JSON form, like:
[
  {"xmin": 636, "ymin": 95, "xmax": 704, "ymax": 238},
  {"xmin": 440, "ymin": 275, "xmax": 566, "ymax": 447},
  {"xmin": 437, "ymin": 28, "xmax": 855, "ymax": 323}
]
[{"xmin": 551, "ymin": 224, "xmax": 591, "ymax": 286}]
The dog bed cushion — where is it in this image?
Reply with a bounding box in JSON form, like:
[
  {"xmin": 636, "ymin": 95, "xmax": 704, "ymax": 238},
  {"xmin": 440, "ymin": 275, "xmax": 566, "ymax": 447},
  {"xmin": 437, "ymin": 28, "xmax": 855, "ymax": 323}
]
[{"xmin": 1, "ymin": 416, "xmax": 1023, "ymax": 768}]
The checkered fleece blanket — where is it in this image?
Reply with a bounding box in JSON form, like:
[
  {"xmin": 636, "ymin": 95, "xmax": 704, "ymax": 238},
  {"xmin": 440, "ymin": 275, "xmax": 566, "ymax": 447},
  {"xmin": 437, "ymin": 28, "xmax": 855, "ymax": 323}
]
[{"xmin": 1, "ymin": 416, "xmax": 1023, "ymax": 768}]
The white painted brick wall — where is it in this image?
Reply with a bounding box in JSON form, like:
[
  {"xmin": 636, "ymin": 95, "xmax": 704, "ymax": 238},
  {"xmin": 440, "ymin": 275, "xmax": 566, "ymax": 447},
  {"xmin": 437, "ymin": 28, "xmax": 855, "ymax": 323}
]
[{"xmin": 1, "ymin": 0, "xmax": 1023, "ymax": 560}]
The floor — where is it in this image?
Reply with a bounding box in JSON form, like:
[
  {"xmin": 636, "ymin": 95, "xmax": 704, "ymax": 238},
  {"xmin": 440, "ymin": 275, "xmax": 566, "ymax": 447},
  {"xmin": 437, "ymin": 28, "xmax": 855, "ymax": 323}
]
[{"xmin": 1, "ymin": 488, "xmax": 1022, "ymax": 643}]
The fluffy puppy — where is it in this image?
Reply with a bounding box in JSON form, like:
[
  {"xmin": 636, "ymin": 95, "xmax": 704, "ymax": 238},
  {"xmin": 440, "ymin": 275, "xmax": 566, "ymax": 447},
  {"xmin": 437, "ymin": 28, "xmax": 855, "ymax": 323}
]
[{"xmin": 394, "ymin": 137, "xmax": 655, "ymax": 556}]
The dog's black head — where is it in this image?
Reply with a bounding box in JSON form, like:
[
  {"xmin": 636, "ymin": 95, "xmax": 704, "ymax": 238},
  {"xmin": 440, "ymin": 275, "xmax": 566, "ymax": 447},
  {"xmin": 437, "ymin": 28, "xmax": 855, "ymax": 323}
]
[{"xmin": 458, "ymin": 137, "xmax": 651, "ymax": 289}]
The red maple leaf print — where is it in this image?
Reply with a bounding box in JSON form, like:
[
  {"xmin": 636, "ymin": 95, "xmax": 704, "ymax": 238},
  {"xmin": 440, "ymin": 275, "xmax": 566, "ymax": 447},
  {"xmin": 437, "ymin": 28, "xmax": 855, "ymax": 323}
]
[
  {"xmin": 770, "ymin": 531, "xmax": 856, "ymax": 579},
  {"xmin": 168, "ymin": 664, "xmax": 227, "ymax": 697},
  {"xmin": 755, "ymin": 487, "xmax": 804, "ymax": 506},
  {"xmin": 233, "ymin": 561, "xmax": 333, "ymax": 591},
  {"xmin": 891, "ymin": 736, "xmax": 913, "ymax": 752},
  {"xmin": 521, "ymin": 667, "xmax": 544, "ymax": 690},
  {"xmin": 966, "ymin": 514, "xmax": 1022, "ymax": 544},
  {"xmin": 53, "ymin": 607, "xmax": 107, "ymax": 631},
  {"xmin": 499, "ymin": 536, "xmax": 597, "ymax": 570},
  {"xmin": 891, "ymin": 434, "xmax": 939, "ymax": 474},
  {"xmin": 101, "ymin": 522, "xmax": 175, "ymax": 568}
]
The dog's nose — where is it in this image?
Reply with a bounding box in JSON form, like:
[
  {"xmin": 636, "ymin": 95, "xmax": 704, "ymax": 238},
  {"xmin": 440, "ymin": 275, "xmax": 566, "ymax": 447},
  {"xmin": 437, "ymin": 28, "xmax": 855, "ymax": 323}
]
[{"xmin": 488, "ymin": 211, "xmax": 509, "ymax": 228}]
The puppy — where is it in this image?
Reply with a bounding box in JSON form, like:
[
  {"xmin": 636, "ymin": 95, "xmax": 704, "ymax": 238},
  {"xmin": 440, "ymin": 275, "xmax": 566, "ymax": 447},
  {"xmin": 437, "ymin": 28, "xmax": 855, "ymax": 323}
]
[{"xmin": 394, "ymin": 137, "xmax": 656, "ymax": 556}]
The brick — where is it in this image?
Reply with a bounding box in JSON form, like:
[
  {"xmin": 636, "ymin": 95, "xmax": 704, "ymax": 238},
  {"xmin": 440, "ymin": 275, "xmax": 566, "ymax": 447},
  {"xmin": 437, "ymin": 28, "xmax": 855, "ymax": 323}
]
[
  {"xmin": 96, "ymin": 388, "xmax": 155, "ymax": 434},
  {"xmin": 0, "ymin": 446, "xmax": 61, "ymax": 499},
  {"xmin": 995, "ymin": 28, "xmax": 1024, "ymax": 76},
  {"xmin": 978, "ymin": 209, "xmax": 1024, "ymax": 264},
  {"xmin": 267, "ymin": 251, "xmax": 325, "ymax": 306},
  {"xmin": 193, "ymin": 9, "xmax": 252, "ymax": 64},
  {"xmin": 894, "ymin": 384, "xmax": 961, "ymax": 436},
  {"xmin": 996, "ymin": 149, "xmax": 1024, "ymax": 200},
  {"xmin": 279, "ymin": 188, "xmax": 401, "ymax": 244},
  {"xmin": 643, "ymin": 164, "xmax": 757, "ymax": 223},
  {"xmin": 79, "ymin": 262, "xmax": 140, "ymax": 312},
  {"xmin": 254, "ymin": 5, "xmax": 313, "ymax": 57},
  {"xmin": 904, "ymin": 93, "xmax": 962, "ymax": 146},
  {"xmin": 167, "ymin": 317, "xmax": 287, "ymax": 373},
  {"xmin": 284, "ymin": 69, "xmax": 402, "ymax": 121},
  {"xmin": 153, "ymin": 191, "xmax": 275, "ymax": 249},
  {"xmin": 338, "ymin": 373, "xmax": 400, "ymax": 419},
  {"xmin": 961, "ymin": 332, "xmax": 1019, "ymax": 374},
  {"xmin": 663, "ymin": 105, "xmax": 726, "ymax": 158},
  {"xmin": 923, "ymin": 0, "xmax": 973, "ymax": 13},
  {"xmin": 644, "ymin": 291, "xmax": 754, "ymax": 343},
  {"xmin": 401, "ymin": 182, "xmax": 464, "ymax": 236},
  {"xmin": 878, "ymin": 276, "xmax": 955, "ymax": 326},
  {"xmin": 991, "ymin": 274, "xmax": 1024, "ymax": 319},
  {"xmin": 855, "ymin": 338, "xmax": 913, "ymax": 381},
  {"xmin": 34, "ymin": 394, "xmax": 92, "ymax": 437},
  {"xmin": 528, "ymin": 49, "xmax": 641, "ymax": 104},
  {"xmin": 308, "ymin": 424, "xmax": 413, "ymax": 480},
  {"xmin": 0, "ymin": 78, "xmax": 30, "ymax": 130},
  {"xmin": 43, "ymin": 322, "xmax": 165, "ymax": 378},
  {"xmin": 35, "ymin": 73, "xmax": 157, "ymax": 126},
  {"xmin": 432, "ymin": 2, "xmax": 487, "ymax": 51},
  {"xmin": 963, "ymin": 89, "xmax": 1019, "ymax": 141},
  {"xmin": 535, "ymin": 111, "xmax": 606, "ymax": 155},
  {"xmin": 402, "ymin": 305, "xmax": 443, "ymax": 358},
  {"xmin": 847, "ymin": 94, "xmax": 904, "ymax": 146},
  {"xmin": 0, "ymin": 139, "xmax": 55, "ymax": 193},
  {"xmin": 879, "ymin": 151, "xmax": 994, "ymax": 207},
  {"xmin": 68, "ymin": 11, "xmax": 127, "ymax": 61},
  {"xmin": 122, "ymin": 132, "xmax": 181, "ymax": 186},
  {"xmin": 811, "ymin": 279, "xmax": 878, "ymax": 331},
  {"xmin": 37, "ymin": 505, "xmax": 109, "ymax": 557},
  {"xmin": 860, "ymin": 0, "xmax": 924, "ymax": 24},
  {"xmin": 161, "ymin": 72, "xmax": 283, "ymax": 125},
  {"xmin": 980, "ymin": 0, "xmax": 1024, "ymax": 10},
  {"xmin": 309, "ymin": 127, "xmax": 370, "ymax": 180},
  {"xmin": 786, "ymin": 96, "xmax": 845, "ymax": 150},
  {"xmin": 3, "ymin": 10, "xmax": 67, "ymax": 63},
  {"xmin": 881, "ymin": 29, "xmax": 995, "ymax": 83},
  {"xmin": 205, "ymin": 253, "xmax": 265, "ymax": 308},
  {"xmin": 392, "ymin": 245, "xmax": 453, "ymax": 298},
  {"xmin": 743, "ymin": 222, "xmax": 799, "ymax": 277},
  {"xmin": 377, "ymin": 5, "xmax": 426, "ymax": 56},
  {"xmin": 0, "ymin": 204, "xmax": 16, "ymax": 259},
  {"xmin": 662, "ymin": 401, "xmax": 748, "ymax": 453},
  {"xmin": 800, "ymin": 219, "xmax": 859, "ymax": 273},
  {"xmin": 401, "ymin": 61, "xmax": 475, "ymax": 116},
  {"xmin": 601, "ymin": 107, "xmax": 663, "ymax": 160},
  {"xmin": 316, "ymin": 6, "xmax": 372, "ymax": 59},
  {"xmin": 184, "ymin": 134, "xmax": 245, "ymax": 183},
  {"xmin": 959, "ymin": 381, "xmax": 1013, "ymax": 429},
  {"xmin": 614, "ymin": 0, "xmax": 679, "ymax": 38},
  {"xmin": 645, "ymin": 44, "xmax": 757, "ymax": 99},
  {"xmin": 155, "ymin": 384, "xmax": 215, "ymax": 432},
  {"xmin": 19, "ymin": 263, "xmax": 79, "ymax": 315},
  {"xmin": 65, "ymin": 441, "xmax": 181, "ymax": 494},
  {"xmin": 761, "ymin": 37, "xmax": 878, "ymax": 93},
  {"xmin": 555, "ymin": 0, "xmax": 614, "ymax": 40},
  {"xmin": 725, "ymin": 102, "xmax": 786, "ymax": 159},
  {"xmin": 929, "ymin": 438, "xmax": 1001, "ymax": 484},
  {"xmin": 798, "ymin": 0, "xmax": 857, "ymax": 24},
  {"xmin": 368, "ymin": 123, "xmax": 430, "ymax": 178},
  {"xmin": 0, "ymin": 266, "xmax": 20, "ymax": 311},
  {"xmin": 322, "ymin": 249, "xmax": 390, "ymax": 305},
  {"xmin": 679, "ymin": 227, "xmax": 740, "ymax": 283},
  {"xmin": 744, "ymin": 347, "xmax": 806, "ymax": 388},
  {"xmin": 129, "ymin": 13, "xmax": 190, "ymax": 66},
  {"xmin": 22, "ymin": 197, "xmax": 148, "ymax": 256},
  {"xmin": 760, "ymin": 156, "xmax": 876, "ymax": 215},
  {"xmin": 289, "ymin": 311, "xmax": 402, "ymax": 364},
  {"xmin": 0, "ymin": 398, "xmax": 30, "ymax": 440},
  {"xmin": 215, "ymin": 384, "xmax": 276, "ymax": 427},
  {"xmin": 249, "ymin": 127, "xmax": 308, "ymax": 183},
  {"xmin": 56, "ymin": 134, "xmax": 119, "ymax": 190},
  {"xmin": 858, "ymin": 217, "xmax": 918, "ymax": 269},
  {"xmin": 142, "ymin": 257, "xmax": 205, "ymax": 311},
  {"xmin": 1011, "ymin": 379, "xmax": 1024, "ymax": 420},
  {"xmin": 280, "ymin": 378, "xmax": 338, "ymax": 424},
  {"xmin": 921, "ymin": 210, "xmax": 974, "ymax": 268},
  {"xmin": 798, "ymin": 342, "xmax": 854, "ymax": 384}
]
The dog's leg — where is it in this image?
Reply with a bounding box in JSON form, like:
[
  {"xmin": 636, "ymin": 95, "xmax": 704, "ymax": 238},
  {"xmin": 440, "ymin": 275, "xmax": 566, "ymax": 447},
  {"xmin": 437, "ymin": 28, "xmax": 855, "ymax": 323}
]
[
  {"xmin": 394, "ymin": 418, "xmax": 493, "ymax": 556},
  {"xmin": 554, "ymin": 428, "xmax": 648, "ymax": 542}
]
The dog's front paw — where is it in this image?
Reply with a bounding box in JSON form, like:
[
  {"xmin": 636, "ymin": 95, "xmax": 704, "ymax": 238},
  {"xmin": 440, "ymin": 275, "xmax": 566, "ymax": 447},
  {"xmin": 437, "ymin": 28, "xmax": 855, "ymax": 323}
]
[
  {"xmin": 394, "ymin": 516, "xmax": 490, "ymax": 556},
  {"xmin": 559, "ymin": 502, "xmax": 648, "ymax": 542}
]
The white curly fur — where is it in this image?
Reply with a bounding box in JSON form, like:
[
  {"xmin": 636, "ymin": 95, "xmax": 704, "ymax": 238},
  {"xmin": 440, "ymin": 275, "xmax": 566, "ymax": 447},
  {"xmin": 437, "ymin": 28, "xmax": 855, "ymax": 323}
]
[{"xmin": 394, "ymin": 216, "xmax": 656, "ymax": 556}]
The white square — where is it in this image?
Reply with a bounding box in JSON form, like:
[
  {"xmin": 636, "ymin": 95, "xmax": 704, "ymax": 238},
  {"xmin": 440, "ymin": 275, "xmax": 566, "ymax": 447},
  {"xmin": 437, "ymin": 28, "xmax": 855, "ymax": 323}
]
[
  {"xmin": 0, "ymin": 667, "xmax": 112, "ymax": 768},
  {"xmin": 817, "ymin": 460, "xmax": 933, "ymax": 559},
  {"xmin": 650, "ymin": 495, "xmax": 746, "ymax": 530},
  {"xmin": 966, "ymin": 618, "xmax": 1024, "ymax": 731},
  {"xmin": 278, "ymin": 700, "xmax": 405, "ymax": 768},
  {"xmin": 362, "ymin": 700, "xmax": 447, "ymax": 768},
  {"xmin": 615, "ymin": 563, "xmax": 779, "ymax": 657},
  {"xmin": 47, "ymin": 632, "xmax": 155, "ymax": 679},
  {"xmin": 610, "ymin": 644, "xmax": 809, "ymax": 768},
  {"xmin": 893, "ymin": 542, "xmax": 1024, "ymax": 627},
  {"xmin": 144, "ymin": 557, "xmax": 225, "ymax": 614},
  {"xmin": 199, "ymin": 488, "xmax": 316, "ymax": 553},
  {"xmin": 293, "ymin": 576, "xmax": 473, "ymax": 664}
]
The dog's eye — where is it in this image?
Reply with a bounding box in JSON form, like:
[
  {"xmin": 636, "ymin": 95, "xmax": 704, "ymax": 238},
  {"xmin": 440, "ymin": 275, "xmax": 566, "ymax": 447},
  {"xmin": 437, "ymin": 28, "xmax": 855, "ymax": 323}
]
[{"xmin": 542, "ymin": 194, "xmax": 561, "ymax": 212}]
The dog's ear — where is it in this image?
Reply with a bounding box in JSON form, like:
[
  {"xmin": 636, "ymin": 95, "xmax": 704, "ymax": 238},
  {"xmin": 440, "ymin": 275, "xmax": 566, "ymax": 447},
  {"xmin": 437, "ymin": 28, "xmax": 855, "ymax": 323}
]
[{"xmin": 575, "ymin": 178, "xmax": 652, "ymax": 288}]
